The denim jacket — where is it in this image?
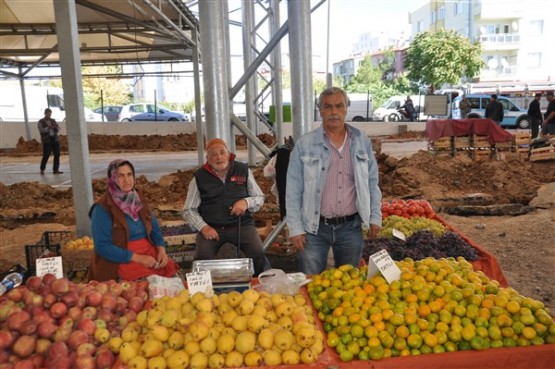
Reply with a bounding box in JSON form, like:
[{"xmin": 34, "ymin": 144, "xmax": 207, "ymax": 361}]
[{"xmin": 285, "ymin": 124, "xmax": 382, "ymax": 236}]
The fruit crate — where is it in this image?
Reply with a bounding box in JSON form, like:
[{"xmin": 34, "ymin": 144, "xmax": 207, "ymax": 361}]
[
  {"xmin": 39, "ymin": 231, "xmax": 72, "ymax": 246},
  {"xmin": 61, "ymin": 246, "xmax": 92, "ymax": 276},
  {"xmin": 471, "ymin": 135, "xmax": 492, "ymax": 149},
  {"xmin": 472, "ymin": 149, "xmax": 492, "ymax": 161},
  {"xmin": 431, "ymin": 136, "xmax": 452, "ymax": 150},
  {"xmin": 453, "ymin": 135, "xmax": 471, "ymax": 149},
  {"xmin": 514, "ymin": 132, "xmax": 531, "ymax": 146},
  {"xmin": 24, "ymin": 243, "xmax": 61, "ymax": 277},
  {"xmin": 517, "ymin": 147, "xmax": 530, "ymax": 160},
  {"xmin": 530, "ymin": 146, "xmax": 555, "ymax": 162}
]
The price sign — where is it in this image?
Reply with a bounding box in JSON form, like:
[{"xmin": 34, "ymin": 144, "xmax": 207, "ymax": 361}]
[
  {"xmin": 366, "ymin": 249, "xmax": 401, "ymax": 283},
  {"xmin": 186, "ymin": 270, "xmax": 213, "ymax": 296},
  {"xmin": 392, "ymin": 229, "xmax": 406, "ymax": 241},
  {"xmin": 36, "ymin": 256, "xmax": 64, "ymax": 279}
]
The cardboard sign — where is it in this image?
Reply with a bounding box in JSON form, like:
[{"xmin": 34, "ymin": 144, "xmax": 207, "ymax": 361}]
[
  {"xmin": 366, "ymin": 249, "xmax": 401, "ymax": 283},
  {"xmin": 186, "ymin": 270, "xmax": 213, "ymax": 296},
  {"xmin": 36, "ymin": 256, "xmax": 64, "ymax": 279}
]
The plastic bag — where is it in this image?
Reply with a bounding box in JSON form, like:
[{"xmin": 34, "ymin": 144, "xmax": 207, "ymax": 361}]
[
  {"xmin": 257, "ymin": 269, "xmax": 300, "ymax": 295},
  {"xmin": 147, "ymin": 274, "xmax": 185, "ymax": 300}
]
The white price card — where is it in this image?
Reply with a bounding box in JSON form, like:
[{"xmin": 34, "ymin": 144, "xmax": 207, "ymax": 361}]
[
  {"xmin": 366, "ymin": 249, "xmax": 401, "ymax": 283},
  {"xmin": 36, "ymin": 256, "xmax": 64, "ymax": 279},
  {"xmin": 392, "ymin": 228, "xmax": 406, "ymax": 241},
  {"xmin": 186, "ymin": 270, "xmax": 213, "ymax": 296}
]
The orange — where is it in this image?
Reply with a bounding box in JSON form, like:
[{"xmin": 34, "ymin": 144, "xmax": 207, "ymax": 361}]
[
  {"xmin": 406, "ymin": 334, "xmax": 423, "ymax": 349},
  {"xmin": 522, "ymin": 327, "xmax": 537, "ymax": 340},
  {"xmin": 395, "ymin": 325, "xmax": 410, "ymax": 339},
  {"xmin": 418, "ymin": 305, "xmax": 431, "ymax": 317},
  {"xmin": 423, "ymin": 333, "xmax": 438, "ymax": 347}
]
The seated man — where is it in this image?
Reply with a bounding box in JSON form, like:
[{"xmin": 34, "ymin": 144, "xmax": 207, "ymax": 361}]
[{"xmin": 182, "ymin": 138, "xmax": 269, "ymax": 275}]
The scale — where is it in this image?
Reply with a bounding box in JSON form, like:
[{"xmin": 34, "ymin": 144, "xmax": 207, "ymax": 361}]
[{"xmin": 192, "ymin": 258, "xmax": 254, "ymax": 293}]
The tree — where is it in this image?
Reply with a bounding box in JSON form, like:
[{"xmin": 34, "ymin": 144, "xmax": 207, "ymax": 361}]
[
  {"xmin": 404, "ymin": 29, "xmax": 484, "ymax": 91},
  {"xmin": 81, "ymin": 66, "xmax": 132, "ymax": 108}
]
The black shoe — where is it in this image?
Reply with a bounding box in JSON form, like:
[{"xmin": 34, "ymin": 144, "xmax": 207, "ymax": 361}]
[
  {"xmin": 40, "ymin": 170, "xmax": 45, "ymax": 175},
  {"xmin": 53, "ymin": 171, "xmax": 63, "ymax": 174}
]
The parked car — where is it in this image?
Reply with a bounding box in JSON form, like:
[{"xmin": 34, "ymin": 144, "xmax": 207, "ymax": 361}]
[
  {"xmin": 120, "ymin": 103, "xmax": 189, "ymax": 122},
  {"xmin": 84, "ymin": 107, "xmax": 106, "ymax": 122},
  {"xmin": 93, "ymin": 105, "xmax": 122, "ymax": 122},
  {"xmin": 373, "ymin": 95, "xmax": 429, "ymax": 122},
  {"xmin": 452, "ymin": 94, "xmax": 531, "ymax": 129}
]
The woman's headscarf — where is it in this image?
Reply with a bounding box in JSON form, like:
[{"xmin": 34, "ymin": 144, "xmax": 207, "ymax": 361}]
[{"xmin": 107, "ymin": 159, "xmax": 142, "ymax": 221}]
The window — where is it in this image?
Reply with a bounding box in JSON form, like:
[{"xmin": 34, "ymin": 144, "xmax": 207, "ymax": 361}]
[
  {"xmin": 417, "ymin": 20, "xmax": 424, "ymax": 33},
  {"xmin": 431, "ymin": 10, "xmax": 436, "ymax": 23},
  {"xmin": 468, "ymin": 98, "xmax": 480, "ymax": 109},
  {"xmin": 438, "ymin": 6, "xmax": 445, "ymax": 20},
  {"xmin": 454, "ymin": 1, "xmax": 463, "ymax": 15},
  {"xmin": 529, "ymin": 20, "xmax": 544, "ymax": 35}
]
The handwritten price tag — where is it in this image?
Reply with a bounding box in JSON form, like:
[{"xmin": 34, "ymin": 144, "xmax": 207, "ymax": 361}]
[
  {"xmin": 36, "ymin": 256, "xmax": 64, "ymax": 279},
  {"xmin": 392, "ymin": 228, "xmax": 406, "ymax": 241},
  {"xmin": 366, "ymin": 249, "xmax": 401, "ymax": 283},
  {"xmin": 186, "ymin": 270, "xmax": 213, "ymax": 296}
]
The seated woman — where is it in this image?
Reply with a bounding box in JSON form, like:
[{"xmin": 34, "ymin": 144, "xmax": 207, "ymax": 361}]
[{"xmin": 88, "ymin": 159, "xmax": 178, "ymax": 281}]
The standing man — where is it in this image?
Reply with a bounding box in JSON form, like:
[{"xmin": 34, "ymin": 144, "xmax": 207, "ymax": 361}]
[
  {"xmin": 459, "ymin": 95, "xmax": 471, "ymax": 119},
  {"xmin": 37, "ymin": 108, "xmax": 63, "ymax": 174},
  {"xmin": 542, "ymin": 91, "xmax": 555, "ymax": 135},
  {"xmin": 485, "ymin": 94, "xmax": 504, "ymax": 125},
  {"xmin": 527, "ymin": 93, "xmax": 543, "ymax": 139},
  {"xmin": 183, "ymin": 138, "xmax": 269, "ymax": 276},
  {"xmin": 401, "ymin": 96, "xmax": 416, "ymax": 122},
  {"xmin": 285, "ymin": 87, "xmax": 382, "ymax": 275}
]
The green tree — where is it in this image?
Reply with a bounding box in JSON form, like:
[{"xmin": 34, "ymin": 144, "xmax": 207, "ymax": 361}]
[
  {"xmin": 404, "ymin": 29, "xmax": 484, "ymax": 91},
  {"xmin": 81, "ymin": 66, "xmax": 132, "ymax": 108}
]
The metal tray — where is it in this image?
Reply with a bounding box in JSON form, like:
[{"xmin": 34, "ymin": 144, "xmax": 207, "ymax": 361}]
[{"xmin": 192, "ymin": 258, "xmax": 254, "ymax": 284}]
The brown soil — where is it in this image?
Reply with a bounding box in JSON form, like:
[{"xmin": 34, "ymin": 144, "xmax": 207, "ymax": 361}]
[{"xmin": 1, "ymin": 133, "xmax": 554, "ymax": 312}]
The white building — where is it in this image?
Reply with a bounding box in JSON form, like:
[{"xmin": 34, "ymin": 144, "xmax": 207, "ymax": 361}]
[{"xmin": 409, "ymin": 0, "xmax": 554, "ymax": 85}]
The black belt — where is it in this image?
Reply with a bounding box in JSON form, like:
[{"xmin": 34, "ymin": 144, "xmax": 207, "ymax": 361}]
[{"xmin": 319, "ymin": 213, "xmax": 357, "ymax": 225}]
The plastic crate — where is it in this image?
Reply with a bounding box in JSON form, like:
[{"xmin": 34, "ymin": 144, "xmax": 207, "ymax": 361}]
[
  {"xmin": 39, "ymin": 231, "xmax": 72, "ymax": 246},
  {"xmin": 25, "ymin": 244, "xmax": 61, "ymax": 277}
]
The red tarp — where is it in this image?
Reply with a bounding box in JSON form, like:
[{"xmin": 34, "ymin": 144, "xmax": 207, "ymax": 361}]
[{"xmin": 426, "ymin": 119, "xmax": 513, "ymax": 145}]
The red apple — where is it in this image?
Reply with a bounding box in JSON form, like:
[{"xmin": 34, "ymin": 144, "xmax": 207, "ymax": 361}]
[
  {"xmin": 47, "ymin": 341, "xmax": 68, "ymax": 361},
  {"xmin": 42, "ymin": 293, "xmax": 58, "ymax": 308},
  {"xmin": 109, "ymin": 283, "xmax": 123, "ymax": 297},
  {"xmin": 76, "ymin": 319, "xmax": 96, "ymax": 336},
  {"xmin": 28, "ymin": 353, "xmax": 44, "ymax": 369},
  {"xmin": 18, "ymin": 321, "xmax": 37, "ymax": 336},
  {"xmin": 121, "ymin": 287, "xmax": 136, "ymax": 301},
  {"xmin": 68, "ymin": 331, "xmax": 90, "ymax": 351},
  {"xmin": 95, "ymin": 348, "xmax": 115, "ymax": 369},
  {"xmin": 23, "ymin": 292, "xmax": 43, "ymax": 308},
  {"xmin": 81, "ymin": 306, "xmax": 97, "ymax": 320},
  {"xmin": 0, "ymin": 349, "xmax": 9, "ymax": 364},
  {"xmin": 37, "ymin": 283, "xmax": 51, "ymax": 297},
  {"xmin": 35, "ymin": 338, "xmax": 51, "ymax": 355},
  {"xmin": 136, "ymin": 289, "xmax": 149, "ymax": 302},
  {"xmin": 32, "ymin": 310, "xmax": 53, "ymax": 326},
  {"xmin": 50, "ymin": 302, "xmax": 68, "ymax": 319},
  {"xmin": 100, "ymin": 295, "xmax": 116, "ymax": 312},
  {"xmin": 127, "ymin": 296, "xmax": 144, "ymax": 313},
  {"xmin": 74, "ymin": 354, "xmax": 95, "ymax": 369},
  {"xmin": 7, "ymin": 311, "xmax": 30, "ymax": 332},
  {"xmin": 61, "ymin": 291, "xmax": 79, "ymax": 308},
  {"xmin": 13, "ymin": 360, "xmax": 34, "ymax": 369},
  {"xmin": 58, "ymin": 316, "xmax": 74, "ymax": 329},
  {"xmin": 37, "ymin": 321, "xmax": 58, "ymax": 338},
  {"xmin": 0, "ymin": 331, "xmax": 14, "ymax": 350},
  {"xmin": 12, "ymin": 335, "xmax": 36, "ymax": 358},
  {"xmin": 53, "ymin": 326, "xmax": 72, "ymax": 343},
  {"xmin": 5, "ymin": 289, "xmax": 23, "ymax": 303},
  {"xmin": 85, "ymin": 291, "xmax": 102, "ymax": 307},
  {"xmin": 76, "ymin": 343, "xmax": 96, "ymax": 357},
  {"xmin": 97, "ymin": 308, "xmax": 113, "ymax": 322},
  {"xmin": 41, "ymin": 273, "xmax": 57, "ymax": 286},
  {"xmin": 94, "ymin": 283, "xmax": 108, "ymax": 295},
  {"xmin": 67, "ymin": 306, "xmax": 82, "ymax": 321},
  {"xmin": 25, "ymin": 276, "xmax": 42, "ymax": 292},
  {"xmin": 51, "ymin": 279, "xmax": 70, "ymax": 297},
  {"xmin": 0, "ymin": 301, "xmax": 15, "ymax": 322}
]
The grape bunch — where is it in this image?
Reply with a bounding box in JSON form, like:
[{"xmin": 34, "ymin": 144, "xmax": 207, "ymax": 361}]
[
  {"xmin": 377, "ymin": 215, "xmax": 447, "ymax": 239},
  {"xmin": 437, "ymin": 231, "xmax": 478, "ymax": 260},
  {"xmin": 161, "ymin": 223, "xmax": 194, "ymax": 236}
]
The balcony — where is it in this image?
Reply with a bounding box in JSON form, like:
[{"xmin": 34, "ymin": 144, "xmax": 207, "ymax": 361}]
[
  {"xmin": 477, "ymin": 33, "xmax": 520, "ymax": 50},
  {"xmin": 480, "ymin": 65, "xmax": 519, "ymax": 81}
]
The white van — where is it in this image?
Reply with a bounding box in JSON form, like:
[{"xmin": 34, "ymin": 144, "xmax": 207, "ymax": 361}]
[
  {"xmin": 347, "ymin": 93, "xmax": 373, "ymax": 122},
  {"xmin": 372, "ymin": 95, "xmax": 428, "ymax": 122}
]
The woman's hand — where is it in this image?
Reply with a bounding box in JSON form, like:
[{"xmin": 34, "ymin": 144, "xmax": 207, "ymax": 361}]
[
  {"xmin": 201, "ymin": 225, "xmax": 219, "ymax": 241},
  {"xmin": 156, "ymin": 246, "xmax": 169, "ymax": 269},
  {"xmin": 131, "ymin": 253, "xmax": 158, "ymax": 268}
]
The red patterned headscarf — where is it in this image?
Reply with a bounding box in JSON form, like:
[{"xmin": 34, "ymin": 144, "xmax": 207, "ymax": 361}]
[{"xmin": 107, "ymin": 159, "xmax": 142, "ymax": 221}]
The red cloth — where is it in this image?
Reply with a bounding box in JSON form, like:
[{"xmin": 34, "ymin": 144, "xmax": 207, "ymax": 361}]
[
  {"xmin": 118, "ymin": 238, "xmax": 179, "ymax": 281},
  {"xmin": 426, "ymin": 118, "xmax": 513, "ymax": 145}
]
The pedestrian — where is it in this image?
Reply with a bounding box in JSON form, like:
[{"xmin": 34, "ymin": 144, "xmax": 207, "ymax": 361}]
[
  {"xmin": 528, "ymin": 93, "xmax": 543, "ymax": 139},
  {"xmin": 89, "ymin": 159, "xmax": 179, "ymax": 281},
  {"xmin": 459, "ymin": 95, "xmax": 471, "ymax": 119},
  {"xmin": 183, "ymin": 138, "xmax": 270, "ymax": 276},
  {"xmin": 542, "ymin": 91, "xmax": 555, "ymax": 136},
  {"xmin": 285, "ymin": 87, "xmax": 382, "ymax": 275},
  {"xmin": 485, "ymin": 94, "xmax": 504, "ymax": 125},
  {"xmin": 401, "ymin": 96, "xmax": 416, "ymax": 122},
  {"xmin": 37, "ymin": 108, "xmax": 62, "ymax": 174}
]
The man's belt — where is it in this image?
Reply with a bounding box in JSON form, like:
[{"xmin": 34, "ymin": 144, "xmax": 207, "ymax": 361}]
[{"xmin": 319, "ymin": 213, "xmax": 358, "ymax": 225}]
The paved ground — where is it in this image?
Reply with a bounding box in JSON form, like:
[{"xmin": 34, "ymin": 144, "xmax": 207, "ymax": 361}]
[{"xmin": 0, "ymin": 140, "xmax": 428, "ymax": 187}]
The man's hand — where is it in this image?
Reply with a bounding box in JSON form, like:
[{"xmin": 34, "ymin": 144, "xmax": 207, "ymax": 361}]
[
  {"xmin": 155, "ymin": 246, "xmax": 169, "ymax": 269},
  {"xmin": 230, "ymin": 199, "xmax": 248, "ymax": 216},
  {"xmin": 290, "ymin": 234, "xmax": 306, "ymax": 252},
  {"xmin": 367, "ymin": 224, "xmax": 381, "ymax": 239},
  {"xmin": 201, "ymin": 225, "xmax": 219, "ymax": 241}
]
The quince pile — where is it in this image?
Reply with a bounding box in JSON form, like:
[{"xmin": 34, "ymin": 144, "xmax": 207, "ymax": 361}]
[
  {"xmin": 64, "ymin": 235, "xmax": 94, "ymax": 250},
  {"xmin": 109, "ymin": 289, "xmax": 325, "ymax": 369}
]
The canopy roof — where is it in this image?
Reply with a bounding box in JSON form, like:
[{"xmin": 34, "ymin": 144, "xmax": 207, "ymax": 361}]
[{"xmin": 0, "ymin": 0, "xmax": 199, "ymax": 74}]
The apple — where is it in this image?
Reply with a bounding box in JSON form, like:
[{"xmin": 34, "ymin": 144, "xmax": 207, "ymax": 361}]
[
  {"xmin": 37, "ymin": 321, "xmax": 58, "ymax": 338},
  {"xmin": 68, "ymin": 331, "xmax": 90, "ymax": 351},
  {"xmin": 25, "ymin": 276, "xmax": 42, "ymax": 292},
  {"xmin": 121, "ymin": 287, "xmax": 137, "ymax": 301},
  {"xmin": 76, "ymin": 319, "xmax": 96, "ymax": 336},
  {"xmin": 51, "ymin": 278, "xmax": 70, "ymax": 297},
  {"xmin": 0, "ymin": 331, "xmax": 14, "ymax": 350},
  {"xmin": 7, "ymin": 311, "xmax": 30, "ymax": 332},
  {"xmin": 23, "ymin": 292, "xmax": 43, "ymax": 308},
  {"xmin": 53, "ymin": 326, "xmax": 72, "ymax": 343},
  {"xmin": 32, "ymin": 310, "xmax": 53, "ymax": 325},
  {"xmin": 47, "ymin": 355, "xmax": 71, "ymax": 369},
  {"xmin": 43, "ymin": 293, "xmax": 58, "ymax": 308},
  {"xmin": 35, "ymin": 338, "xmax": 51, "ymax": 355},
  {"xmin": 28, "ymin": 354, "xmax": 44, "ymax": 369},
  {"xmin": 94, "ymin": 283, "xmax": 108, "ymax": 295},
  {"xmin": 81, "ymin": 306, "xmax": 97, "ymax": 320},
  {"xmin": 67, "ymin": 306, "xmax": 82, "ymax": 321},
  {"xmin": 109, "ymin": 283, "xmax": 123, "ymax": 297},
  {"xmin": 97, "ymin": 308, "xmax": 113, "ymax": 322},
  {"xmin": 95, "ymin": 348, "xmax": 115, "ymax": 369},
  {"xmin": 127, "ymin": 296, "xmax": 144, "ymax": 313},
  {"xmin": 5, "ymin": 289, "xmax": 23, "ymax": 303},
  {"xmin": 76, "ymin": 343, "xmax": 96, "ymax": 357},
  {"xmin": 12, "ymin": 335, "xmax": 36, "ymax": 358},
  {"xmin": 13, "ymin": 360, "xmax": 34, "ymax": 369},
  {"xmin": 41, "ymin": 273, "xmax": 57, "ymax": 286},
  {"xmin": 0, "ymin": 349, "xmax": 10, "ymax": 364},
  {"xmin": 136, "ymin": 289, "xmax": 149, "ymax": 302},
  {"xmin": 47, "ymin": 341, "xmax": 68, "ymax": 361},
  {"xmin": 100, "ymin": 295, "xmax": 116, "ymax": 312},
  {"xmin": 61, "ymin": 291, "xmax": 79, "ymax": 308},
  {"xmin": 74, "ymin": 354, "xmax": 95, "ymax": 369},
  {"xmin": 50, "ymin": 302, "xmax": 68, "ymax": 319},
  {"xmin": 37, "ymin": 283, "xmax": 52, "ymax": 297},
  {"xmin": 85, "ymin": 291, "xmax": 102, "ymax": 307},
  {"xmin": 18, "ymin": 321, "xmax": 37, "ymax": 336}
]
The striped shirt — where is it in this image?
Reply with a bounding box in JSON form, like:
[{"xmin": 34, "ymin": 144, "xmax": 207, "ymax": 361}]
[{"xmin": 320, "ymin": 129, "xmax": 357, "ymax": 218}]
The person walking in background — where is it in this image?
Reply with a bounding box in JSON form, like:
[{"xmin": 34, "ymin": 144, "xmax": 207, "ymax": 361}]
[
  {"xmin": 89, "ymin": 159, "xmax": 179, "ymax": 281},
  {"xmin": 37, "ymin": 108, "xmax": 62, "ymax": 174},
  {"xmin": 459, "ymin": 95, "xmax": 471, "ymax": 119},
  {"xmin": 285, "ymin": 87, "xmax": 382, "ymax": 275},
  {"xmin": 485, "ymin": 94, "xmax": 504, "ymax": 125},
  {"xmin": 401, "ymin": 96, "xmax": 416, "ymax": 121},
  {"xmin": 528, "ymin": 93, "xmax": 543, "ymax": 139},
  {"xmin": 542, "ymin": 91, "xmax": 555, "ymax": 136},
  {"xmin": 183, "ymin": 138, "xmax": 269, "ymax": 276}
]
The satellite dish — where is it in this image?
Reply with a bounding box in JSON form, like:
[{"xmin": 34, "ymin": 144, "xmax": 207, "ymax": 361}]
[
  {"xmin": 512, "ymin": 21, "xmax": 519, "ymax": 31},
  {"xmin": 487, "ymin": 59, "xmax": 498, "ymax": 69},
  {"xmin": 480, "ymin": 26, "xmax": 486, "ymax": 34}
]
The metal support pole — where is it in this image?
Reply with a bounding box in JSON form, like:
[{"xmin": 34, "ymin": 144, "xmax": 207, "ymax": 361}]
[
  {"xmin": 270, "ymin": 0, "xmax": 284, "ymax": 145},
  {"xmin": 18, "ymin": 72, "xmax": 31, "ymax": 140},
  {"xmin": 53, "ymin": 0, "xmax": 93, "ymax": 237},
  {"xmin": 242, "ymin": 0, "xmax": 257, "ymax": 166},
  {"xmin": 192, "ymin": 27, "xmax": 205, "ymax": 165}
]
